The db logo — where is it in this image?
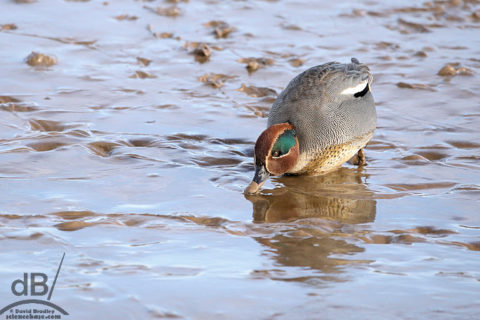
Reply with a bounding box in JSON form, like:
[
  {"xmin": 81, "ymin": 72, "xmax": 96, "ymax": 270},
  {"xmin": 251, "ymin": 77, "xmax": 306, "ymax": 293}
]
[
  {"xmin": 12, "ymin": 273, "xmax": 51, "ymax": 297},
  {"xmin": 0, "ymin": 253, "xmax": 69, "ymax": 319}
]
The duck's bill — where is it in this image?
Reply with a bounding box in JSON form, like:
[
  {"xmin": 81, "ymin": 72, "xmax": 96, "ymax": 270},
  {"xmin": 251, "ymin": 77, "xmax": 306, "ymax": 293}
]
[{"xmin": 244, "ymin": 165, "xmax": 270, "ymax": 194}]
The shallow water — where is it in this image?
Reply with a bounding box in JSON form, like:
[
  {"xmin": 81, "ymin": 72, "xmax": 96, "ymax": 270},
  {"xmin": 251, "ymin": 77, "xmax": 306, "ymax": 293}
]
[{"xmin": 1, "ymin": 0, "xmax": 479, "ymax": 319}]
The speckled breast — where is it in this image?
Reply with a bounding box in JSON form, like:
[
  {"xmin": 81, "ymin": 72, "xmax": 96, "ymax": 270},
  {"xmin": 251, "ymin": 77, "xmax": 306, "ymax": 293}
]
[{"xmin": 290, "ymin": 131, "xmax": 374, "ymax": 175}]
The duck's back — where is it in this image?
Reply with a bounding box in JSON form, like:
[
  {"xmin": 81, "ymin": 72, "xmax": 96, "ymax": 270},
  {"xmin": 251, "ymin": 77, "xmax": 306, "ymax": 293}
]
[{"xmin": 268, "ymin": 58, "xmax": 376, "ymax": 174}]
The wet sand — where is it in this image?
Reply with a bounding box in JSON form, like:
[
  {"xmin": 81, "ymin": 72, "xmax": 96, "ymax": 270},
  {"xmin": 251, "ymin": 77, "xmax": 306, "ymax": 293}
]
[{"xmin": 1, "ymin": 0, "xmax": 480, "ymax": 319}]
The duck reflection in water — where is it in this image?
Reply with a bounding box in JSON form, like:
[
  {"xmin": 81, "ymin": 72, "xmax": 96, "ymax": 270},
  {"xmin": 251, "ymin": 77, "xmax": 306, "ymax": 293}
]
[
  {"xmin": 245, "ymin": 167, "xmax": 376, "ymax": 224},
  {"xmin": 245, "ymin": 168, "xmax": 376, "ymax": 281}
]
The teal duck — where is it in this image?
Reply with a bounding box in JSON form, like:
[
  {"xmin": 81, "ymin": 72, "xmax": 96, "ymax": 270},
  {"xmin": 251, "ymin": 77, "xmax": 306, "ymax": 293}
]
[{"xmin": 245, "ymin": 58, "xmax": 377, "ymax": 194}]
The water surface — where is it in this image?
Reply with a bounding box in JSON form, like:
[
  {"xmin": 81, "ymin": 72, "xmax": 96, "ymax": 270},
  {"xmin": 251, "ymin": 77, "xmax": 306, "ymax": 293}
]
[{"xmin": 1, "ymin": 0, "xmax": 479, "ymax": 319}]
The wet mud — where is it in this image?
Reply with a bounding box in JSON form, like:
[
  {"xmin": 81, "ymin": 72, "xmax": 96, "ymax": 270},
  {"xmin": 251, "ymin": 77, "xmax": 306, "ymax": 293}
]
[{"xmin": 1, "ymin": 0, "xmax": 479, "ymax": 319}]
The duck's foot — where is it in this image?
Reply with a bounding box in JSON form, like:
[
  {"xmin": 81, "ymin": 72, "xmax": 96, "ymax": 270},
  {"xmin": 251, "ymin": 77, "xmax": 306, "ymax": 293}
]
[{"xmin": 348, "ymin": 148, "xmax": 366, "ymax": 166}]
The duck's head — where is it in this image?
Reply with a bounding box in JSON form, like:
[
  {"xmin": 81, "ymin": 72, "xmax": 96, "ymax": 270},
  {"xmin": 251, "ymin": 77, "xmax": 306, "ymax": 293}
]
[{"xmin": 244, "ymin": 123, "xmax": 299, "ymax": 194}]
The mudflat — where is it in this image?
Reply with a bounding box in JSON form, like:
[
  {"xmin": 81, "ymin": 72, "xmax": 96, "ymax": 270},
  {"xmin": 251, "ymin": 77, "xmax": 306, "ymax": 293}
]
[{"xmin": 1, "ymin": 0, "xmax": 479, "ymax": 318}]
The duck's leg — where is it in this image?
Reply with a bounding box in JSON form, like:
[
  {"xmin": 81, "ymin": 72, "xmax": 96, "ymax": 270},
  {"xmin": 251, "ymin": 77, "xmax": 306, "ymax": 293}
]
[
  {"xmin": 357, "ymin": 148, "xmax": 366, "ymax": 165},
  {"xmin": 348, "ymin": 148, "xmax": 366, "ymax": 166}
]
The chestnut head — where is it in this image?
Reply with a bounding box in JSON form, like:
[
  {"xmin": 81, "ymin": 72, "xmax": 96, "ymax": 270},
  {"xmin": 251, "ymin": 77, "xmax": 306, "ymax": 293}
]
[{"xmin": 244, "ymin": 123, "xmax": 299, "ymax": 194}]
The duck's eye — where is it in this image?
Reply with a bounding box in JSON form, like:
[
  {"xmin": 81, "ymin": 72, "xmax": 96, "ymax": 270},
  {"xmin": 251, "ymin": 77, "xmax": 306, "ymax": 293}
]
[
  {"xmin": 340, "ymin": 80, "xmax": 369, "ymax": 98},
  {"xmin": 271, "ymin": 129, "xmax": 296, "ymax": 158}
]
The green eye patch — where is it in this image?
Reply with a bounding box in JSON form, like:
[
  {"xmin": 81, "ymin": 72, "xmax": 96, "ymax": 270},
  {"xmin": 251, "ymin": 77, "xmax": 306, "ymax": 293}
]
[{"xmin": 271, "ymin": 129, "xmax": 297, "ymax": 157}]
